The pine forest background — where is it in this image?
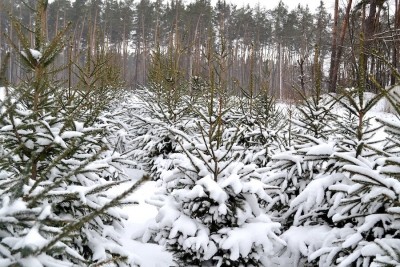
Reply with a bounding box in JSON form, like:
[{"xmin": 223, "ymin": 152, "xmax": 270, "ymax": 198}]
[{"xmin": 0, "ymin": 0, "xmax": 399, "ymax": 99}]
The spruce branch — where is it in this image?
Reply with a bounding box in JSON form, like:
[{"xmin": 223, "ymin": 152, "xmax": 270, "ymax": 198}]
[{"xmin": 37, "ymin": 174, "xmax": 149, "ymax": 256}]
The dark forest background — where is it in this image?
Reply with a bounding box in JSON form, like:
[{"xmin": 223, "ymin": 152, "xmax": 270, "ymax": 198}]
[{"xmin": 0, "ymin": 0, "xmax": 399, "ymax": 99}]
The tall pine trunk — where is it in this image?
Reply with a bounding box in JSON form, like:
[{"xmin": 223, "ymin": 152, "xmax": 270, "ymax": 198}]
[
  {"xmin": 329, "ymin": 0, "xmax": 353, "ymax": 93},
  {"xmin": 328, "ymin": 0, "xmax": 339, "ymax": 93},
  {"xmin": 392, "ymin": 0, "xmax": 400, "ymax": 85}
]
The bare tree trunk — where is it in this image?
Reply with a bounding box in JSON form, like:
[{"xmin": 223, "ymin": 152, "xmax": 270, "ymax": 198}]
[
  {"xmin": 142, "ymin": 14, "xmax": 147, "ymax": 85},
  {"xmin": 9, "ymin": 1, "xmax": 14, "ymax": 83},
  {"xmin": 363, "ymin": 0, "xmax": 378, "ymax": 89},
  {"xmin": 391, "ymin": 0, "xmax": 400, "ymax": 85},
  {"xmin": 330, "ymin": 0, "xmax": 353, "ymax": 93},
  {"xmin": 279, "ymin": 42, "xmax": 282, "ymax": 100},
  {"xmin": 328, "ymin": 0, "xmax": 339, "ymax": 93},
  {"xmin": 364, "ymin": 0, "xmax": 378, "ymax": 50},
  {"xmin": 134, "ymin": 38, "xmax": 140, "ymax": 86},
  {"xmin": 298, "ymin": 56, "xmax": 306, "ymax": 94},
  {"xmin": 189, "ymin": 15, "xmax": 202, "ymax": 92},
  {"xmin": 0, "ymin": 1, "xmax": 3, "ymax": 64}
]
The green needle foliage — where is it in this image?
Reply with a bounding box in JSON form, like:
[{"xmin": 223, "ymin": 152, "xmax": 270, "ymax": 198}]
[{"xmin": 0, "ymin": 1, "xmax": 145, "ymax": 266}]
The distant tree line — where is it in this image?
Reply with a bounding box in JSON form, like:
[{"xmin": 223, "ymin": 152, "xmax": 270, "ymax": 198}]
[{"xmin": 0, "ymin": 0, "xmax": 399, "ymax": 99}]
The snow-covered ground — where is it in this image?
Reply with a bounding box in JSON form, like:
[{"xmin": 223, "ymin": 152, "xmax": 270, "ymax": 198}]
[{"xmin": 109, "ymin": 168, "xmax": 174, "ymax": 267}]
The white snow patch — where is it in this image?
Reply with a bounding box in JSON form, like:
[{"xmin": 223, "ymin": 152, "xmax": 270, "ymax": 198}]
[{"xmin": 107, "ymin": 168, "xmax": 174, "ymax": 267}]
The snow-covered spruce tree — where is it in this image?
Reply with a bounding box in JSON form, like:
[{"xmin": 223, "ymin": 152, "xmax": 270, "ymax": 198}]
[
  {"xmin": 308, "ymin": 116, "xmax": 396, "ymax": 266},
  {"xmin": 316, "ymin": 70, "xmax": 400, "ymax": 267},
  {"xmin": 0, "ymin": 1, "xmax": 145, "ymax": 265},
  {"xmin": 302, "ymin": 47, "xmax": 390, "ymax": 266},
  {"xmin": 128, "ymin": 88, "xmax": 189, "ymax": 180},
  {"xmin": 143, "ymin": 42, "xmax": 284, "ymax": 265},
  {"xmin": 366, "ymin": 116, "xmax": 400, "ymax": 267},
  {"xmin": 227, "ymin": 46, "xmax": 286, "ymax": 168},
  {"xmin": 125, "ymin": 43, "xmax": 195, "ymax": 180},
  {"xmin": 232, "ymin": 83, "xmax": 286, "ymax": 168},
  {"xmin": 264, "ymin": 52, "xmax": 339, "ymax": 228},
  {"xmin": 261, "ymin": 51, "xmax": 374, "ymax": 266}
]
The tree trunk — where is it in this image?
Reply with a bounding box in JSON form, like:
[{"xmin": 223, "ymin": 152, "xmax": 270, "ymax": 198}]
[
  {"xmin": 391, "ymin": 0, "xmax": 400, "ymax": 85},
  {"xmin": 279, "ymin": 42, "xmax": 282, "ymax": 100},
  {"xmin": 330, "ymin": 0, "xmax": 353, "ymax": 93},
  {"xmin": 363, "ymin": 0, "xmax": 378, "ymax": 89},
  {"xmin": 328, "ymin": 0, "xmax": 339, "ymax": 93}
]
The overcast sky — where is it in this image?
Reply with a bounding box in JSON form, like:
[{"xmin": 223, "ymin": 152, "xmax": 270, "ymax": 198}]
[{"xmin": 209, "ymin": 0, "xmax": 337, "ymax": 12}]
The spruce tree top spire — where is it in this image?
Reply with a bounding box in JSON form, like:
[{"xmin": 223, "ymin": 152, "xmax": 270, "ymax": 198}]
[{"xmin": 5, "ymin": 0, "xmax": 69, "ymax": 116}]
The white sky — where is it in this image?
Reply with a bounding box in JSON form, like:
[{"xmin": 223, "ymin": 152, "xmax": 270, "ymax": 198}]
[
  {"xmin": 208, "ymin": 0, "xmax": 397, "ymax": 15},
  {"xmin": 209, "ymin": 0, "xmax": 337, "ymax": 12}
]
